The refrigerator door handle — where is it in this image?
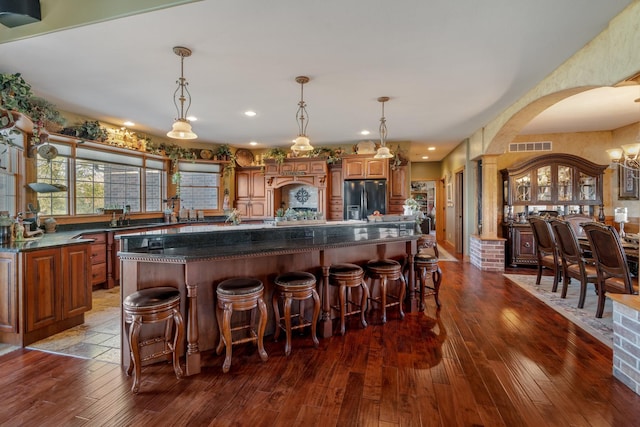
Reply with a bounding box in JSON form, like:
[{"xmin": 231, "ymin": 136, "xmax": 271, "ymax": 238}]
[{"xmin": 362, "ymin": 190, "xmax": 367, "ymax": 215}]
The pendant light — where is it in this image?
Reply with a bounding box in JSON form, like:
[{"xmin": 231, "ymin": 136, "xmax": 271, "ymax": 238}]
[
  {"xmin": 290, "ymin": 75, "xmax": 314, "ymax": 152},
  {"xmin": 167, "ymin": 46, "xmax": 197, "ymax": 140},
  {"xmin": 374, "ymin": 96, "xmax": 393, "ymax": 159}
]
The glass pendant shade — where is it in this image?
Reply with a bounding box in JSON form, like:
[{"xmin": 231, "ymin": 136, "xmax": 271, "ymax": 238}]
[
  {"xmin": 374, "ymin": 146, "xmax": 393, "ymax": 159},
  {"xmin": 291, "ymin": 135, "xmax": 313, "ymax": 151},
  {"xmin": 167, "ymin": 118, "xmax": 197, "ymax": 139}
]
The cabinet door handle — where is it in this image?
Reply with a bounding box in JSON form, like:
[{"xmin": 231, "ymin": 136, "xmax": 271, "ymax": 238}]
[{"xmin": 523, "ymin": 242, "xmax": 531, "ymax": 248}]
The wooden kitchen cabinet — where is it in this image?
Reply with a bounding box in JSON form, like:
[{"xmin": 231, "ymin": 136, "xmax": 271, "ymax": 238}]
[
  {"xmin": 388, "ymin": 165, "xmax": 409, "ymax": 214},
  {"xmin": 82, "ymin": 232, "xmax": 107, "ymax": 288},
  {"xmin": 502, "ymin": 223, "xmax": 537, "ymax": 267},
  {"xmin": 342, "ymin": 155, "xmax": 389, "ymax": 180},
  {"xmin": 235, "ymin": 167, "xmax": 267, "ymax": 218},
  {"xmin": 19, "ymin": 244, "xmax": 91, "ymax": 344},
  {"xmin": 329, "ymin": 164, "xmax": 344, "ymax": 220}
]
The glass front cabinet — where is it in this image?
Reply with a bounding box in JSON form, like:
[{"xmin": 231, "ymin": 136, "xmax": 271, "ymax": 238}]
[{"xmin": 500, "ymin": 153, "xmax": 607, "ymax": 266}]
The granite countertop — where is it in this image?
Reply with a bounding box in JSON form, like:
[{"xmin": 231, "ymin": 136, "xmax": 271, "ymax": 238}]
[
  {"xmin": 0, "ymin": 220, "xmax": 375, "ymax": 253},
  {"xmin": 117, "ymin": 220, "xmax": 418, "ymax": 261}
]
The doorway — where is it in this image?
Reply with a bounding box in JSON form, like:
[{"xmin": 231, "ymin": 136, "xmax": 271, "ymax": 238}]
[{"xmin": 455, "ymin": 170, "xmax": 464, "ymax": 254}]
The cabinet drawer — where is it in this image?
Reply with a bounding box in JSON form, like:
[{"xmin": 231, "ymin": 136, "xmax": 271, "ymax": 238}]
[
  {"xmin": 91, "ymin": 263, "xmax": 107, "ymax": 285},
  {"xmin": 83, "ymin": 232, "xmax": 106, "ymax": 244},
  {"xmin": 91, "ymin": 245, "xmax": 106, "ymax": 264}
]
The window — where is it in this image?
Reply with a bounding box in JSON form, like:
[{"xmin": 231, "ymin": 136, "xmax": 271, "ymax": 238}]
[
  {"xmin": 36, "ymin": 155, "xmax": 69, "ymax": 216},
  {"xmin": 34, "ymin": 143, "xmax": 166, "ymax": 216},
  {"xmin": 176, "ymin": 162, "xmax": 222, "ymax": 211},
  {"xmin": 76, "ymin": 159, "xmax": 141, "ymax": 214},
  {"xmin": 178, "ymin": 172, "xmax": 220, "ymax": 210}
]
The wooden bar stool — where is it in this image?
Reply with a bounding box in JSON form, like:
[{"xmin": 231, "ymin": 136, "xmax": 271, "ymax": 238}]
[
  {"xmin": 215, "ymin": 277, "xmax": 268, "ymax": 373},
  {"xmin": 329, "ymin": 263, "xmax": 369, "ymax": 335},
  {"xmin": 272, "ymin": 271, "xmax": 320, "ymax": 356},
  {"xmin": 414, "ymin": 253, "xmax": 442, "ymax": 309},
  {"xmin": 365, "ymin": 259, "xmax": 406, "ymax": 323},
  {"xmin": 123, "ymin": 286, "xmax": 184, "ymax": 393}
]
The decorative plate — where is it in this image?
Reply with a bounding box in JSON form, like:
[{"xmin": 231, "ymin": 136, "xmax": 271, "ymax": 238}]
[
  {"xmin": 200, "ymin": 149, "xmax": 213, "ymax": 160},
  {"xmin": 235, "ymin": 148, "xmax": 254, "ymax": 167}
]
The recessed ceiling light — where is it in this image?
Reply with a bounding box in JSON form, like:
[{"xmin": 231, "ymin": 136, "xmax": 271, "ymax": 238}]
[
  {"xmin": 249, "ymin": 141, "xmax": 258, "ymax": 146},
  {"xmin": 422, "ymin": 156, "xmax": 429, "ymax": 160},
  {"xmin": 428, "ymin": 146, "xmax": 436, "ymax": 151},
  {"xmin": 360, "ymin": 130, "xmax": 370, "ymax": 135},
  {"xmin": 186, "ymin": 116, "xmax": 197, "ymax": 122},
  {"xmin": 123, "ymin": 121, "xmax": 135, "ymax": 127},
  {"xmin": 244, "ymin": 111, "xmax": 257, "ymax": 117}
]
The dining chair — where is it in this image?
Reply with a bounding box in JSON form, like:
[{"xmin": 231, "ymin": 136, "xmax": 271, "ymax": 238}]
[
  {"xmin": 549, "ymin": 218, "xmax": 598, "ymax": 308},
  {"xmin": 562, "ymin": 214, "xmax": 593, "ymax": 238},
  {"xmin": 582, "ymin": 222, "xmax": 638, "ymax": 318},
  {"xmin": 528, "ymin": 217, "xmax": 561, "ymax": 292}
]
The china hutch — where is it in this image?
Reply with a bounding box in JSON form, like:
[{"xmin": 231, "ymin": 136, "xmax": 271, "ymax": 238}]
[{"xmin": 500, "ymin": 154, "xmax": 607, "ymax": 266}]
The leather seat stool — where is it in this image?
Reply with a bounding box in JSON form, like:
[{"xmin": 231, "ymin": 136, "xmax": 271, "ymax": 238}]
[
  {"xmin": 329, "ymin": 263, "xmax": 370, "ymax": 335},
  {"xmin": 414, "ymin": 253, "xmax": 442, "ymax": 309},
  {"xmin": 123, "ymin": 286, "xmax": 184, "ymax": 393},
  {"xmin": 272, "ymin": 271, "xmax": 320, "ymax": 356},
  {"xmin": 215, "ymin": 277, "xmax": 268, "ymax": 373},
  {"xmin": 365, "ymin": 259, "xmax": 406, "ymax": 323}
]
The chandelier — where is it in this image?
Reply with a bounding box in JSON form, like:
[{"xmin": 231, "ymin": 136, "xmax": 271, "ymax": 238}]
[
  {"xmin": 606, "ymin": 97, "xmax": 640, "ymax": 179},
  {"xmin": 290, "ymin": 76, "xmax": 313, "ymax": 152},
  {"xmin": 167, "ymin": 46, "xmax": 197, "ymax": 140},
  {"xmin": 374, "ymin": 96, "xmax": 393, "ymax": 159}
]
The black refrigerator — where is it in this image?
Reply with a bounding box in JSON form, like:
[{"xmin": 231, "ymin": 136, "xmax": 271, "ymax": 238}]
[{"xmin": 343, "ymin": 180, "xmax": 387, "ymax": 220}]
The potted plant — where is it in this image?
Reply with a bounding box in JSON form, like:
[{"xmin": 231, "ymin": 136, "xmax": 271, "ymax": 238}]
[
  {"xmin": 26, "ymin": 97, "xmax": 65, "ymax": 133},
  {"xmin": 0, "ymin": 73, "xmax": 32, "ymax": 113},
  {"xmin": 264, "ymin": 147, "xmax": 288, "ymax": 165},
  {"xmin": 60, "ymin": 120, "xmax": 109, "ymax": 142},
  {"xmin": 215, "ymin": 144, "xmax": 232, "ymax": 161}
]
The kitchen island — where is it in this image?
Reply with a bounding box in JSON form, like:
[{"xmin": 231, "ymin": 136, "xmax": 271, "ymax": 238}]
[{"xmin": 117, "ymin": 220, "xmax": 420, "ymax": 375}]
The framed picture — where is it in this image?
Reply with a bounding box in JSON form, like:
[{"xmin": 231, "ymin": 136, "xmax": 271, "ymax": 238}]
[
  {"xmin": 619, "ymin": 167, "xmax": 639, "ymax": 200},
  {"xmin": 447, "ymin": 182, "xmax": 453, "ymax": 206}
]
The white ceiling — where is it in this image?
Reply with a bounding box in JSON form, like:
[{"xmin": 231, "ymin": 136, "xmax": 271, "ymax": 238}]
[{"xmin": 0, "ymin": 0, "xmax": 637, "ymax": 162}]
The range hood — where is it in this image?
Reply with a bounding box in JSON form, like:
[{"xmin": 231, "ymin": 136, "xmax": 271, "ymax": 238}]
[{"xmin": 28, "ymin": 183, "xmax": 67, "ymax": 193}]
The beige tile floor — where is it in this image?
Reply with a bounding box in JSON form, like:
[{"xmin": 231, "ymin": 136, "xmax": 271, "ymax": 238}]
[{"xmin": 25, "ymin": 287, "xmax": 121, "ymax": 363}]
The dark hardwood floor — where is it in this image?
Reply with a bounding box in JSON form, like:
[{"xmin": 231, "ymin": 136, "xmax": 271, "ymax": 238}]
[{"xmin": 1, "ymin": 247, "xmax": 640, "ymax": 426}]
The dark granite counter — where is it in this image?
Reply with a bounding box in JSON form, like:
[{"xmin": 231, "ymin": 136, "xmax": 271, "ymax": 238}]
[{"xmin": 117, "ymin": 220, "xmax": 417, "ymax": 260}]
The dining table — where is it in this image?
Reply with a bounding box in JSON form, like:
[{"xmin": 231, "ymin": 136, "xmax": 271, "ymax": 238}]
[{"xmin": 578, "ymin": 233, "xmax": 639, "ymax": 274}]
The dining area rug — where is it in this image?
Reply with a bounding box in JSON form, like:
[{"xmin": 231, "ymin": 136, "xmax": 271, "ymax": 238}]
[{"xmin": 503, "ymin": 273, "xmax": 612, "ymax": 348}]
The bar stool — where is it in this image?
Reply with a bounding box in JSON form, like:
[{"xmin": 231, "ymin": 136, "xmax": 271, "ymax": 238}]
[
  {"xmin": 123, "ymin": 286, "xmax": 184, "ymax": 393},
  {"xmin": 215, "ymin": 277, "xmax": 268, "ymax": 373},
  {"xmin": 329, "ymin": 263, "xmax": 369, "ymax": 335},
  {"xmin": 414, "ymin": 253, "xmax": 442, "ymax": 309},
  {"xmin": 272, "ymin": 271, "xmax": 320, "ymax": 356},
  {"xmin": 365, "ymin": 259, "xmax": 406, "ymax": 323}
]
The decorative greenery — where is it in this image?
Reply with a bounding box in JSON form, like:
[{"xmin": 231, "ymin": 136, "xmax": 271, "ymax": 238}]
[
  {"xmin": 60, "ymin": 120, "xmax": 109, "ymax": 142},
  {"xmin": 264, "ymin": 147, "xmax": 288, "ymax": 164},
  {"xmin": 215, "ymin": 144, "xmax": 232, "ymax": 159},
  {"xmin": 275, "ymin": 207, "xmax": 285, "ymax": 218},
  {"xmin": 0, "ymin": 73, "xmax": 33, "ymax": 113},
  {"xmin": 26, "ymin": 97, "xmax": 65, "ymax": 129},
  {"xmin": 225, "ymin": 208, "xmax": 242, "ymax": 225},
  {"xmin": 404, "ymin": 197, "xmax": 424, "ymax": 225},
  {"xmin": 0, "ymin": 109, "xmax": 20, "ymax": 148},
  {"xmin": 390, "ymin": 145, "xmax": 408, "ymax": 170},
  {"xmin": 311, "ymin": 146, "xmax": 345, "ymax": 164}
]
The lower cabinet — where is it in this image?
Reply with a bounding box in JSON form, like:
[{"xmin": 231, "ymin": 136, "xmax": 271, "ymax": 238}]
[
  {"xmin": 82, "ymin": 232, "xmax": 107, "ymax": 288},
  {"xmin": 12, "ymin": 244, "xmax": 91, "ymax": 345},
  {"xmin": 503, "ymin": 223, "xmax": 537, "ymax": 267}
]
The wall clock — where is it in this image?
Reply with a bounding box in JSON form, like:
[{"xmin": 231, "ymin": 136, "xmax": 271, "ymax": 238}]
[{"xmin": 37, "ymin": 143, "xmax": 58, "ymax": 160}]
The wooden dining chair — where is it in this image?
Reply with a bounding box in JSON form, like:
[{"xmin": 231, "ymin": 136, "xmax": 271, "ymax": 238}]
[
  {"xmin": 549, "ymin": 219, "xmax": 598, "ymax": 308},
  {"xmin": 528, "ymin": 217, "xmax": 561, "ymax": 291},
  {"xmin": 582, "ymin": 222, "xmax": 638, "ymax": 318}
]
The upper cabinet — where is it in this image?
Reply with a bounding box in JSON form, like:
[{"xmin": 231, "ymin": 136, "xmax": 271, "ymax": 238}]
[
  {"xmin": 501, "ymin": 154, "xmax": 607, "ymax": 219},
  {"xmin": 342, "ymin": 155, "xmax": 388, "ymax": 180}
]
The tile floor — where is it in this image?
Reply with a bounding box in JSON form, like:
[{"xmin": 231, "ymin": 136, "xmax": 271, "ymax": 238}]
[{"xmin": 26, "ymin": 287, "xmax": 121, "ymax": 363}]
